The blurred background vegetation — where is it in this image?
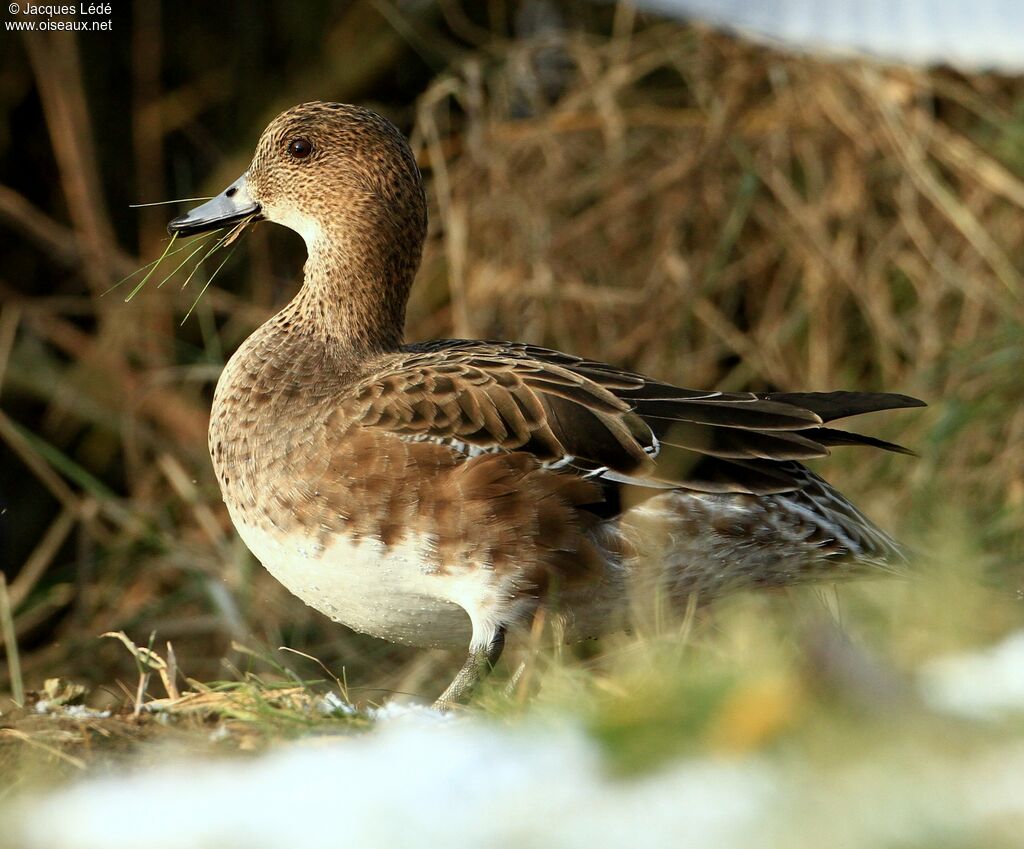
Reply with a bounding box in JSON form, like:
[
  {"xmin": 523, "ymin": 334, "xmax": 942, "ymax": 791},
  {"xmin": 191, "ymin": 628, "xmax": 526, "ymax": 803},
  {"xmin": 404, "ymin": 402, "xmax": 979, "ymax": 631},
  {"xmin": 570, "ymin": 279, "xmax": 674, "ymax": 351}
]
[{"xmin": 1, "ymin": 0, "xmax": 1022, "ymax": 718}]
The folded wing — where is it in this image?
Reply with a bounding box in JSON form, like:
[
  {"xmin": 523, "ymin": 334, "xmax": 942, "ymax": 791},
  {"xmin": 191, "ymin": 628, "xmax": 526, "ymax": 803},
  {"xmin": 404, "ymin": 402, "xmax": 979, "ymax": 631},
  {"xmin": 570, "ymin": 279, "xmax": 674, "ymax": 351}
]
[{"xmin": 343, "ymin": 340, "xmax": 924, "ymax": 495}]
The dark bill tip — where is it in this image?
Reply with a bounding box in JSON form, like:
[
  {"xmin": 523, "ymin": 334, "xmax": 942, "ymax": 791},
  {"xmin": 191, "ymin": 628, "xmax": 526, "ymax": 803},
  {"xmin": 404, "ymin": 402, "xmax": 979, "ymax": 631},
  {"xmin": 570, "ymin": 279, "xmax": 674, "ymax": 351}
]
[{"xmin": 167, "ymin": 174, "xmax": 260, "ymax": 236}]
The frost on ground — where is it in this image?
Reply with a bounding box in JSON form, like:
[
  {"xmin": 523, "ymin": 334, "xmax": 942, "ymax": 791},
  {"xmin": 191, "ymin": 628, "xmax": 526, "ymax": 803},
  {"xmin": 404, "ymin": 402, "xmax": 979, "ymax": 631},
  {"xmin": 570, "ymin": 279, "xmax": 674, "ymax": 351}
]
[
  {"xmin": 7, "ymin": 634, "xmax": 1024, "ymax": 849},
  {"xmin": 5, "ymin": 703, "xmax": 1024, "ymax": 849},
  {"xmin": 634, "ymin": 0, "xmax": 1024, "ymax": 71},
  {"xmin": 32, "ymin": 703, "xmax": 111, "ymax": 720},
  {"xmin": 5, "ymin": 709, "xmax": 772, "ymax": 849},
  {"xmin": 919, "ymin": 629, "xmax": 1024, "ymax": 719}
]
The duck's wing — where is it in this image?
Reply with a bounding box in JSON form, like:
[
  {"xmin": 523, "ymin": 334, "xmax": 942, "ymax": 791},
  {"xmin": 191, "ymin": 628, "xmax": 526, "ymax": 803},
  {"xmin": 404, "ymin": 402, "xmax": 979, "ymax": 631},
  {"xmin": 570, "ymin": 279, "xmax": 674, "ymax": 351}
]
[{"xmin": 345, "ymin": 340, "xmax": 924, "ymax": 495}]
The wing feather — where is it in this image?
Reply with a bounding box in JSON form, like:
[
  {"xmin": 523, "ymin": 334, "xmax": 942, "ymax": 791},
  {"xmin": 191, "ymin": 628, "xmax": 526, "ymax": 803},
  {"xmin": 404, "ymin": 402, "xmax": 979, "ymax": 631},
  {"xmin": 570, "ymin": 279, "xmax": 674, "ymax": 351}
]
[{"xmin": 343, "ymin": 340, "xmax": 922, "ymax": 494}]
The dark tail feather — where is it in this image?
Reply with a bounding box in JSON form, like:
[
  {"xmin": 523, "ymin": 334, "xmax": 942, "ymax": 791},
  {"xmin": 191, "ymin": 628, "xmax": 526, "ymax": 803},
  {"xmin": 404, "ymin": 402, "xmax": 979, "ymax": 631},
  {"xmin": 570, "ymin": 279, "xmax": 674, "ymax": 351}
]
[
  {"xmin": 812, "ymin": 427, "xmax": 917, "ymax": 456},
  {"xmin": 763, "ymin": 391, "xmax": 926, "ymax": 423}
]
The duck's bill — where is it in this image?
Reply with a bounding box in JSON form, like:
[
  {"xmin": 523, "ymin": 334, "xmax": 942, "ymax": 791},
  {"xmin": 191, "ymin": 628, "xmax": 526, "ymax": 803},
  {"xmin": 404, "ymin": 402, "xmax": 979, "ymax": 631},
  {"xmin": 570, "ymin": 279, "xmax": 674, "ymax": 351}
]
[{"xmin": 167, "ymin": 174, "xmax": 261, "ymax": 236}]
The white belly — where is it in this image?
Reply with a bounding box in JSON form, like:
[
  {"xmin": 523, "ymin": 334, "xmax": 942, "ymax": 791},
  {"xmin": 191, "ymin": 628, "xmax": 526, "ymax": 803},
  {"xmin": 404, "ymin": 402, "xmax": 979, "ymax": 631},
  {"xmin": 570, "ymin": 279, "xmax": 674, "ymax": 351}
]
[{"xmin": 232, "ymin": 519, "xmax": 473, "ymax": 649}]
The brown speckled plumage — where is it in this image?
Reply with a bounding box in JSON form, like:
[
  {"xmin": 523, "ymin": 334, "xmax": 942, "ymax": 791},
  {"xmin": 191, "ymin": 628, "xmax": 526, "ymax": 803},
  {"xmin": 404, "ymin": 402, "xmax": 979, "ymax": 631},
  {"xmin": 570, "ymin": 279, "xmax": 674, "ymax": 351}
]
[{"xmin": 170, "ymin": 102, "xmax": 923, "ymax": 704}]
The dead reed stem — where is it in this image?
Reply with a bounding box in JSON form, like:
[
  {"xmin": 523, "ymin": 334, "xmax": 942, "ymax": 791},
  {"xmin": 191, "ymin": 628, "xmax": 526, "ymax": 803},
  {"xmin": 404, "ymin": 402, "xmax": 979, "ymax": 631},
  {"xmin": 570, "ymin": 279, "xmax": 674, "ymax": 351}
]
[{"xmin": 0, "ymin": 575, "xmax": 25, "ymax": 705}]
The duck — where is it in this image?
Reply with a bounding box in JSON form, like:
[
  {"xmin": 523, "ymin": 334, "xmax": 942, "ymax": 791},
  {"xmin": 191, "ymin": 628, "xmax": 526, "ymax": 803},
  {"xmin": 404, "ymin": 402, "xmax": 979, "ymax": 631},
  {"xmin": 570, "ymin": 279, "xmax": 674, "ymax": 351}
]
[{"xmin": 168, "ymin": 102, "xmax": 923, "ymax": 706}]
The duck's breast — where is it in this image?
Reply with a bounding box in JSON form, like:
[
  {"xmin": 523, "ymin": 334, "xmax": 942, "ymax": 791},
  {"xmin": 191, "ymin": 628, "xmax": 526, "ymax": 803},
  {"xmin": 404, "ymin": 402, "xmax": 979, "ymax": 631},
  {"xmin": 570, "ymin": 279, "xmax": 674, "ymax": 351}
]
[{"xmin": 232, "ymin": 516, "xmax": 474, "ymax": 649}]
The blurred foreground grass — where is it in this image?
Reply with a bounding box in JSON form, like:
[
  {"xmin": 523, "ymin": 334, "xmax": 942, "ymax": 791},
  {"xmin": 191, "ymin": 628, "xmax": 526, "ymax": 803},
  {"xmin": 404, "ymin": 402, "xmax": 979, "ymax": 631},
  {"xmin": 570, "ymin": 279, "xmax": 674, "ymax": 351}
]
[
  {"xmin": 1, "ymin": 10, "xmax": 1023, "ymax": 827},
  {"xmin": 1, "ymin": 535, "xmax": 1019, "ymax": 786}
]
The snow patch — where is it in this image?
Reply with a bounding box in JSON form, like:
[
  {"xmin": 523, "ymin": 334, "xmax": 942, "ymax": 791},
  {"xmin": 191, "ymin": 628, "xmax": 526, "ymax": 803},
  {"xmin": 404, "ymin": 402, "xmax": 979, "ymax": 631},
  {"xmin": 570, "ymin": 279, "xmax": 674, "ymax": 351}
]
[
  {"xmin": 634, "ymin": 0, "xmax": 1024, "ymax": 72},
  {"xmin": 32, "ymin": 702, "xmax": 111, "ymax": 720},
  {"xmin": 366, "ymin": 700, "xmax": 454, "ymax": 724},
  {"xmin": 314, "ymin": 691, "xmax": 357, "ymax": 717},
  {"xmin": 7, "ymin": 716, "xmax": 771, "ymax": 849},
  {"xmin": 919, "ymin": 630, "xmax": 1024, "ymax": 719}
]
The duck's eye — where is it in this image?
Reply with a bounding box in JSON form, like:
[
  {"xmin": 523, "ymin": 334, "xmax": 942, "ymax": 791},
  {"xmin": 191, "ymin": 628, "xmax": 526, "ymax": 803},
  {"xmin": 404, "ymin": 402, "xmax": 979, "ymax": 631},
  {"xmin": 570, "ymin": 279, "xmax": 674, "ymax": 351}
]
[{"xmin": 288, "ymin": 138, "xmax": 314, "ymax": 159}]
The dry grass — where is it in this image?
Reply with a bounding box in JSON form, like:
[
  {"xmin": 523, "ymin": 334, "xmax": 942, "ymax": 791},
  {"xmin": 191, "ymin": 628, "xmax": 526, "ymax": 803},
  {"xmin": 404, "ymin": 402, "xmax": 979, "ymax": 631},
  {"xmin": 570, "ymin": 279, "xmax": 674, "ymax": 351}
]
[
  {"xmin": 2, "ymin": 17, "xmax": 1023, "ymax": 779},
  {"xmin": 411, "ymin": 22, "xmax": 1023, "ymax": 572}
]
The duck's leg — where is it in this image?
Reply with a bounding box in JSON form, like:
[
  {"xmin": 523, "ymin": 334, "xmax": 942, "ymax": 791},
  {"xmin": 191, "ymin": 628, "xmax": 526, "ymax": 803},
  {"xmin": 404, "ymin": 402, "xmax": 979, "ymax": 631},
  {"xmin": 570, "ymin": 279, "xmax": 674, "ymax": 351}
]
[{"xmin": 434, "ymin": 626, "xmax": 506, "ymax": 709}]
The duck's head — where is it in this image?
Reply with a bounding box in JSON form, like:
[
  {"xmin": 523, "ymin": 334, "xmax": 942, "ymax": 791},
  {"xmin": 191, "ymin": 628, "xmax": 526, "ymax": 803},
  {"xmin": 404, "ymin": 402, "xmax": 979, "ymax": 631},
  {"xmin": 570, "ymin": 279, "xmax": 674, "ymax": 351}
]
[{"xmin": 169, "ymin": 101, "xmax": 427, "ymax": 261}]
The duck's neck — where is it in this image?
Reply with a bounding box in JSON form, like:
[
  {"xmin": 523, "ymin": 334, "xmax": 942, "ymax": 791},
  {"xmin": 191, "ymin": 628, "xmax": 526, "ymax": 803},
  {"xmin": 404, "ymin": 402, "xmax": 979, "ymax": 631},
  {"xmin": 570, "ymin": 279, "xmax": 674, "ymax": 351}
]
[{"xmin": 290, "ymin": 226, "xmax": 420, "ymax": 356}]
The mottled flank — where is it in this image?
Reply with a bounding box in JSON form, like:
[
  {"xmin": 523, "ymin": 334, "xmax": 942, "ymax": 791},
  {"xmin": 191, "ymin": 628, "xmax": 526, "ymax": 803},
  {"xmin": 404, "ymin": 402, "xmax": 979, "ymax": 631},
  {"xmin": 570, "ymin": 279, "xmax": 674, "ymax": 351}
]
[{"xmin": 185, "ymin": 102, "xmax": 922, "ymax": 700}]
